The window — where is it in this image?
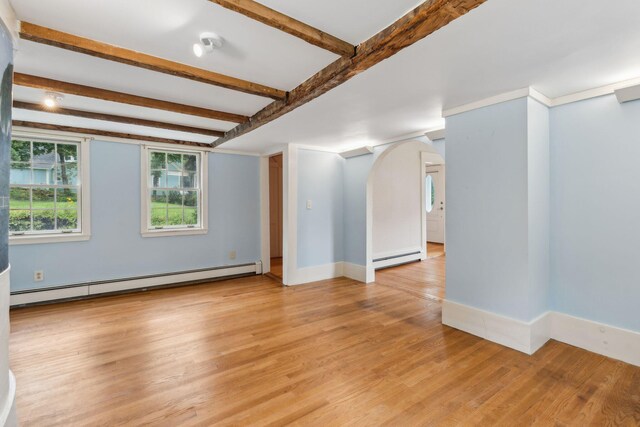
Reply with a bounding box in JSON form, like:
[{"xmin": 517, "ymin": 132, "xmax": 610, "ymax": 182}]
[
  {"xmin": 425, "ymin": 174, "xmax": 435, "ymax": 213},
  {"xmin": 141, "ymin": 146, "xmax": 208, "ymax": 237},
  {"xmin": 9, "ymin": 134, "xmax": 91, "ymax": 244}
]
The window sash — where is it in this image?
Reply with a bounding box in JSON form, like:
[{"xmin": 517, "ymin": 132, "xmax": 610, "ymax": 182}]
[
  {"xmin": 145, "ymin": 149, "xmax": 203, "ymax": 231},
  {"xmin": 9, "ymin": 139, "xmax": 83, "ymax": 236}
]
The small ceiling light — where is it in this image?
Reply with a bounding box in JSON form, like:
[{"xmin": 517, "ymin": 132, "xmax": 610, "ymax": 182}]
[
  {"xmin": 43, "ymin": 92, "xmax": 64, "ymax": 109},
  {"xmin": 192, "ymin": 32, "xmax": 224, "ymax": 57}
]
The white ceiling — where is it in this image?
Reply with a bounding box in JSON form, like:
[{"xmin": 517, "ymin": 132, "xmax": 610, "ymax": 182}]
[
  {"xmin": 9, "ymin": 0, "xmax": 640, "ymax": 153},
  {"xmin": 258, "ymin": 0, "xmax": 424, "ymax": 45},
  {"xmin": 220, "ymin": 0, "xmax": 640, "ymax": 153}
]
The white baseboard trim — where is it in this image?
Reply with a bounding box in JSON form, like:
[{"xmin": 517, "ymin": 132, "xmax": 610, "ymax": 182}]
[
  {"xmin": 287, "ymin": 262, "xmax": 344, "ymax": 286},
  {"xmin": 442, "ymin": 300, "xmax": 550, "ymax": 355},
  {"xmin": 11, "ymin": 262, "xmax": 260, "ymax": 306},
  {"xmin": 287, "ymin": 262, "xmax": 369, "ymax": 286},
  {"xmin": 343, "ymin": 263, "xmax": 366, "ymax": 282},
  {"xmin": 442, "ymin": 300, "xmax": 640, "ymax": 367},
  {"xmin": 550, "ymin": 312, "xmax": 640, "ymax": 367}
]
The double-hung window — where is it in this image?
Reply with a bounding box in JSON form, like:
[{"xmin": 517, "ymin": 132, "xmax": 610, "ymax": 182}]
[
  {"xmin": 9, "ymin": 134, "xmax": 91, "ymax": 244},
  {"xmin": 141, "ymin": 146, "xmax": 208, "ymax": 237}
]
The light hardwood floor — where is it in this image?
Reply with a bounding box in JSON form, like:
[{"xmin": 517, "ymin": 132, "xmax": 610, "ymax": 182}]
[
  {"xmin": 375, "ymin": 242, "xmax": 446, "ymax": 301},
  {"xmin": 10, "ymin": 259, "xmax": 640, "ymax": 426},
  {"xmin": 270, "ymin": 257, "xmax": 283, "ymax": 280}
]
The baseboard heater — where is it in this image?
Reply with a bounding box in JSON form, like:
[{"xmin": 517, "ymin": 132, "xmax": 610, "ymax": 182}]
[
  {"xmin": 373, "ymin": 250, "xmax": 422, "ymax": 270},
  {"xmin": 10, "ymin": 261, "xmax": 263, "ymax": 307}
]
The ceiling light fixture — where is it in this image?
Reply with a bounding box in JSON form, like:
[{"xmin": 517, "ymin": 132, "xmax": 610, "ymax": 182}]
[
  {"xmin": 43, "ymin": 92, "xmax": 64, "ymax": 109},
  {"xmin": 192, "ymin": 32, "xmax": 224, "ymax": 57}
]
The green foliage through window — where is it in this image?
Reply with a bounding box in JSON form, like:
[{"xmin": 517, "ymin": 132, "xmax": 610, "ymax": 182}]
[
  {"xmin": 148, "ymin": 150, "xmax": 200, "ymax": 228},
  {"xmin": 9, "ymin": 139, "xmax": 81, "ymax": 234}
]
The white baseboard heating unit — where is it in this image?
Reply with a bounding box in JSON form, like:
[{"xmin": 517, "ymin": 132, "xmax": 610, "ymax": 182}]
[
  {"xmin": 11, "ymin": 261, "xmax": 263, "ymax": 306},
  {"xmin": 372, "ymin": 250, "xmax": 422, "ymax": 270}
]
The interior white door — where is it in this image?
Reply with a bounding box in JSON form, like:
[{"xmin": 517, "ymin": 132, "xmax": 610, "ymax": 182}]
[{"xmin": 425, "ymin": 166, "xmax": 445, "ymax": 244}]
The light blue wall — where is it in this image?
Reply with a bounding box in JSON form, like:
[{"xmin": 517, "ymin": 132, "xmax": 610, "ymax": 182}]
[
  {"xmin": 429, "ymin": 139, "xmax": 446, "ymax": 160},
  {"xmin": 297, "ymin": 149, "xmax": 344, "ymax": 268},
  {"xmin": 527, "ymin": 98, "xmax": 551, "ymax": 318},
  {"xmin": 550, "ymin": 94, "xmax": 640, "ymax": 331},
  {"xmin": 446, "ymin": 98, "xmax": 533, "ymax": 321},
  {"xmin": 343, "ymin": 154, "xmax": 373, "ymax": 266},
  {"xmin": 9, "ymin": 140, "xmax": 261, "ymax": 291}
]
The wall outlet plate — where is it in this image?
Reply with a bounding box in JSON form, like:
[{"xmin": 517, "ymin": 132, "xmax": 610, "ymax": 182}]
[
  {"xmin": 34, "ymin": 270, "xmax": 44, "ymax": 282},
  {"xmin": 229, "ymin": 250, "xmax": 237, "ymax": 260}
]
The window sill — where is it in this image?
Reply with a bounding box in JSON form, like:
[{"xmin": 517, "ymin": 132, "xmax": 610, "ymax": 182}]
[
  {"xmin": 9, "ymin": 233, "xmax": 91, "ymax": 245},
  {"xmin": 141, "ymin": 228, "xmax": 208, "ymax": 238}
]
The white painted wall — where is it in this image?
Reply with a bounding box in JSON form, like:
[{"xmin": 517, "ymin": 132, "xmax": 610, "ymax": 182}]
[{"xmin": 370, "ymin": 140, "xmax": 433, "ymax": 260}]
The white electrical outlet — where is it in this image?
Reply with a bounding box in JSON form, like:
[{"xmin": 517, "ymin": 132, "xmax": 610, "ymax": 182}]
[
  {"xmin": 34, "ymin": 270, "xmax": 44, "ymax": 282},
  {"xmin": 306, "ymin": 200, "xmax": 313, "ymax": 210},
  {"xmin": 229, "ymin": 250, "xmax": 237, "ymax": 260}
]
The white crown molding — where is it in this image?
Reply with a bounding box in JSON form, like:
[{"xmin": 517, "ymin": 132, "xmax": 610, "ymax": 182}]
[
  {"xmin": 443, "ymin": 77, "xmax": 640, "ymax": 118},
  {"xmin": 297, "ymin": 144, "xmax": 341, "ymax": 153},
  {"xmin": 340, "ymin": 146, "xmax": 373, "ymax": 159},
  {"xmin": 553, "ymin": 76, "xmax": 640, "ymax": 107},
  {"xmin": 425, "ymin": 128, "xmax": 445, "ymax": 141},
  {"xmin": 615, "ymin": 83, "xmax": 640, "ymax": 104},
  {"xmin": 211, "ymin": 147, "xmax": 261, "ymax": 157},
  {"xmin": 443, "ymin": 88, "xmax": 534, "ymax": 118}
]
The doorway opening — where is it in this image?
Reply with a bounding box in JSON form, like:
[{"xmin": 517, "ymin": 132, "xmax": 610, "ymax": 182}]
[
  {"xmin": 268, "ymin": 154, "xmax": 283, "ymax": 280},
  {"xmin": 425, "ymin": 164, "xmax": 445, "ymax": 259},
  {"xmin": 366, "ymin": 140, "xmax": 446, "ymax": 300}
]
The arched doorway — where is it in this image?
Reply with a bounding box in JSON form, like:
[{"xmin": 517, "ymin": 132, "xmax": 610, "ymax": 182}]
[{"xmin": 365, "ymin": 140, "xmax": 445, "ymax": 292}]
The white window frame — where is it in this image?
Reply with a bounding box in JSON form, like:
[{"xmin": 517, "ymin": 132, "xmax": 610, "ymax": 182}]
[
  {"xmin": 140, "ymin": 145, "xmax": 208, "ymax": 238},
  {"xmin": 9, "ymin": 131, "xmax": 91, "ymax": 245}
]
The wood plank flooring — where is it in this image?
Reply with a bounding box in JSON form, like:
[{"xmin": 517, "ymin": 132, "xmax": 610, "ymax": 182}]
[
  {"xmin": 375, "ymin": 242, "xmax": 446, "ymax": 301},
  {"xmin": 9, "ymin": 261, "xmax": 640, "ymax": 426}
]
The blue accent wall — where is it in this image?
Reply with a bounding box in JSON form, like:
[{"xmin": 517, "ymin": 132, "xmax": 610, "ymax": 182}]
[
  {"xmin": 296, "ymin": 149, "xmax": 344, "ymax": 268},
  {"xmin": 343, "ymin": 154, "xmax": 373, "ymax": 266},
  {"xmin": 9, "ymin": 140, "xmax": 261, "ymax": 291},
  {"xmin": 446, "ymin": 98, "xmax": 535, "ymax": 321},
  {"xmin": 0, "ymin": 20, "xmax": 12, "ymax": 274},
  {"xmin": 550, "ymin": 94, "xmax": 640, "ymax": 331}
]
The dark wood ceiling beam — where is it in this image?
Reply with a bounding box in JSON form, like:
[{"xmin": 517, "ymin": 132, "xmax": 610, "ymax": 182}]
[
  {"xmin": 208, "ymin": 0, "xmax": 354, "ymax": 56},
  {"xmin": 214, "ymin": 0, "xmax": 487, "ymax": 146},
  {"xmin": 14, "ymin": 73, "xmax": 249, "ymax": 123},
  {"xmin": 13, "ymin": 121, "xmax": 211, "ymax": 148},
  {"xmin": 19, "ymin": 21, "xmax": 287, "ymax": 100},
  {"xmin": 13, "ymin": 101, "xmax": 225, "ymax": 137}
]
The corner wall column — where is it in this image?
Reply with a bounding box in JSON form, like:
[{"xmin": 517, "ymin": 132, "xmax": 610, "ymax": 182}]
[{"xmin": 442, "ymin": 95, "xmax": 550, "ymax": 354}]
